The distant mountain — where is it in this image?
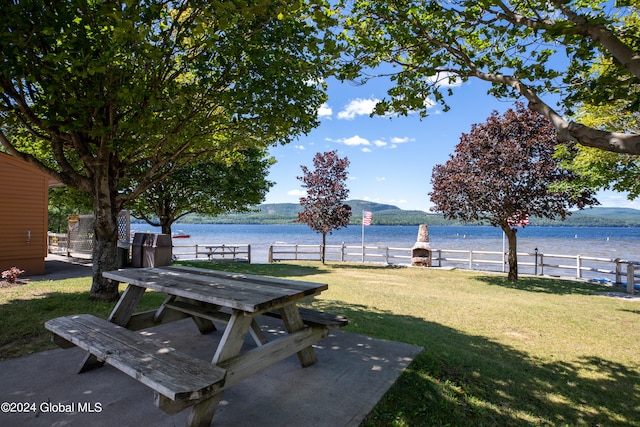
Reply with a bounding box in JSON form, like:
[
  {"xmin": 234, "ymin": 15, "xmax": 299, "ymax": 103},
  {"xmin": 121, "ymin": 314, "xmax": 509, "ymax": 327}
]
[
  {"xmin": 534, "ymin": 207, "xmax": 640, "ymax": 227},
  {"xmin": 177, "ymin": 201, "xmax": 640, "ymax": 227}
]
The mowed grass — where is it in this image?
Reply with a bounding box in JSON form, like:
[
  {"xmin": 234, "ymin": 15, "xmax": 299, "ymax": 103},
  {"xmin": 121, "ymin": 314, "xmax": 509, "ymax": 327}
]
[{"xmin": 2, "ymin": 261, "xmax": 639, "ymax": 426}]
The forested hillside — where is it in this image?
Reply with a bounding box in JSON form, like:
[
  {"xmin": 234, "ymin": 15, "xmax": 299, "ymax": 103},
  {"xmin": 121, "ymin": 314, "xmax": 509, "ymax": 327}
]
[{"xmin": 175, "ymin": 201, "xmax": 640, "ymax": 227}]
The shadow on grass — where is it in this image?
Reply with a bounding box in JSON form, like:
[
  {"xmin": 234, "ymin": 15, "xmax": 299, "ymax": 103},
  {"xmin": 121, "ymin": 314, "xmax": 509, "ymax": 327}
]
[
  {"xmin": 326, "ymin": 263, "xmax": 407, "ymax": 270},
  {"xmin": 0, "ymin": 287, "xmax": 166, "ymax": 361},
  {"xmin": 176, "ymin": 260, "xmax": 328, "ymax": 278},
  {"xmin": 308, "ymin": 299, "xmax": 640, "ymax": 426},
  {"xmin": 3, "ymin": 269, "xmax": 638, "ymax": 425},
  {"xmin": 474, "ymin": 274, "xmax": 615, "ymax": 296}
]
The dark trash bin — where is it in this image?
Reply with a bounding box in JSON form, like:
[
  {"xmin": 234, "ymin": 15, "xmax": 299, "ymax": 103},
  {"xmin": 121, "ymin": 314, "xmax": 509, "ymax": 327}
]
[
  {"xmin": 143, "ymin": 234, "xmax": 173, "ymax": 268},
  {"xmin": 131, "ymin": 233, "xmax": 148, "ymax": 268},
  {"xmin": 117, "ymin": 241, "xmax": 131, "ymax": 268}
]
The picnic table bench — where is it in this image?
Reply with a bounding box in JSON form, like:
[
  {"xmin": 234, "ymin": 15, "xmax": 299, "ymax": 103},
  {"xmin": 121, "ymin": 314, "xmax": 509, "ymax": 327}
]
[
  {"xmin": 45, "ymin": 265, "xmax": 347, "ymax": 427},
  {"xmin": 45, "ymin": 314, "xmax": 226, "ymax": 416}
]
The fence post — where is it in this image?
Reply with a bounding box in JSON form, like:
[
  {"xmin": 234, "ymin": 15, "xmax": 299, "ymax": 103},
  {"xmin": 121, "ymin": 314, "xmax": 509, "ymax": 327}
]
[
  {"xmin": 540, "ymin": 253, "xmax": 544, "ymax": 276},
  {"xmin": 385, "ymin": 247, "xmax": 390, "ymax": 264},
  {"xmin": 576, "ymin": 255, "xmax": 582, "ymax": 278},
  {"xmin": 195, "ymin": 244, "xmax": 199, "ymax": 259},
  {"xmin": 469, "ymin": 251, "xmax": 473, "ymax": 269},
  {"xmin": 247, "ymin": 244, "xmax": 251, "ymax": 264},
  {"xmin": 615, "ymin": 259, "xmax": 622, "ymax": 284},
  {"xmin": 627, "ymin": 263, "xmax": 635, "ymax": 294},
  {"xmin": 268, "ymin": 245, "xmax": 273, "ymax": 263}
]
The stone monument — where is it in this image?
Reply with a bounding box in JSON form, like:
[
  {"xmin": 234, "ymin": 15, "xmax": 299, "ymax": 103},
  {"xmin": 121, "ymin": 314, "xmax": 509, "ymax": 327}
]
[{"xmin": 411, "ymin": 224, "xmax": 432, "ymax": 267}]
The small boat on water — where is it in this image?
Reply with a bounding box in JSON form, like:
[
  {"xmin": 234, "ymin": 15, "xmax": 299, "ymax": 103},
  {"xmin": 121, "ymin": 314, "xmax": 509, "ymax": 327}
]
[{"xmin": 172, "ymin": 230, "xmax": 190, "ymax": 239}]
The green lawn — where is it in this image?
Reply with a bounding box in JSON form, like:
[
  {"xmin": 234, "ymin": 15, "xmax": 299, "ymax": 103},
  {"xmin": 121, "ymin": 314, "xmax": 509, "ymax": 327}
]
[{"xmin": 2, "ymin": 261, "xmax": 639, "ymax": 426}]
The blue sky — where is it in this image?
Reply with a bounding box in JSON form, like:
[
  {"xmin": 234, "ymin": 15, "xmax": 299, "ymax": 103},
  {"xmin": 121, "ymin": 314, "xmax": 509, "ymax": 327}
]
[{"xmin": 263, "ymin": 76, "xmax": 639, "ymax": 212}]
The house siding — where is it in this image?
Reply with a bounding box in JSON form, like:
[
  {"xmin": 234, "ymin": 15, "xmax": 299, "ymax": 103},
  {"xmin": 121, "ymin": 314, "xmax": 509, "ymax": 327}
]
[{"xmin": 0, "ymin": 153, "xmax": 49, "ymax": 275}]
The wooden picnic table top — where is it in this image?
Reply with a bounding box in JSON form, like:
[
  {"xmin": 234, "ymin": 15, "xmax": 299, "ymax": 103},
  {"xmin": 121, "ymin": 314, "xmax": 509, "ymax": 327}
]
[{"xmin": 103, "ymin": 265, "xmax": 328, "ymax": 313}]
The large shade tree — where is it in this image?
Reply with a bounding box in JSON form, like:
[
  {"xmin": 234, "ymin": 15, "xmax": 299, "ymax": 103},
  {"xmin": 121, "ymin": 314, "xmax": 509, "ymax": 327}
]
[
  {"xmin": 130, "ymin": 148, "xmax": 274, "ymax": 235},
  {"xmin": 430, "ymin": 103, "xmax": 598, "ymax": 281},
  {"xmin": 297, "ymin": 150, "xmax": 352, "ymax": 263},
  {"xmin": 338, "ymin": 0, "xmax": 640, "ymax": 154},
  {"xmin": 0, "ymin": 0, "xmax": 335, "ymax": 300}
]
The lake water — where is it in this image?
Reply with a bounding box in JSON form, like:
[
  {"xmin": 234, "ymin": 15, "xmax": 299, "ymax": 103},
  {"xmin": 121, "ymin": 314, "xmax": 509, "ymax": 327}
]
[{"xmin": 133, "ymin": 223, "xmax": 640, "ymax": 267}]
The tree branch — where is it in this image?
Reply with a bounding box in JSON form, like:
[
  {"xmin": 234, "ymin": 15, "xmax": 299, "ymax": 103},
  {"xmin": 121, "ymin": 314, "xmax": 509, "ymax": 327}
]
[{"xmin": 469, "ymin": 69, "xmax": 640, "ymax": 153}]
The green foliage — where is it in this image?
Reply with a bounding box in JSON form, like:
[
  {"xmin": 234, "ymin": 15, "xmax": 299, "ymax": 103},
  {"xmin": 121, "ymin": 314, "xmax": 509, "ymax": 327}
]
[
  {"xmin": 0, "ymin": 0, "xmax": 337, "ymax": 298},
  {"xmin": 48, "ymin": 187, "xmax": 93, "ymax": 233},
  {"xmin": 556, "ymin": 75, "xmax": 640, "ymax": 199},
  {"xmin": 337, "ymin": 0, "xmax": 640, "ymax": 153},
  {"xmin": 127, "ymin": 148, "xmax": 275, "ymax": 234}
]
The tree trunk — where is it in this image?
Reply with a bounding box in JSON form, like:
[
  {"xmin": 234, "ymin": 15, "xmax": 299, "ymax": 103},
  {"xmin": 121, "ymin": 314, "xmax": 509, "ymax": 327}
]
[
  {"xmin": 89, "ymin": 175, "xmax": 121, "ymax": 302},
  {"xmin": 321, "ymin": 232, "xmax": 327, "ymax": 264},
  {"xmin": 161, "ymin": 222, "xmax": 172, "ymax": 235},
  {"xmin": 501, "ymin": 225, "xmax": 519, "ymax": 281}
]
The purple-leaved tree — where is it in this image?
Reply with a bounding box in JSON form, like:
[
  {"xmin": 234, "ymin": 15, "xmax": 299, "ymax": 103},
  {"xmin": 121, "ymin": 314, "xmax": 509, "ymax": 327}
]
[
  {"xmin": 430, "ymin": 103, "xmax": 598, "ymax": 281},
  {"xmin": 297, "ymin": 150, "xmax": 352, "ymax": 263}
]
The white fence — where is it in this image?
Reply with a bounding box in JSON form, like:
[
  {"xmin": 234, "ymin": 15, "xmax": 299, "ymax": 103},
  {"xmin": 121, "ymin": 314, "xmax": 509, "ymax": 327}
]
[
  {"xmin": 268, "ymin": 243, "xmax": 639, "ymax": 294},
  {"xmin": 47, "ymin": 237, "xmax": 639, "ymax": 294}
]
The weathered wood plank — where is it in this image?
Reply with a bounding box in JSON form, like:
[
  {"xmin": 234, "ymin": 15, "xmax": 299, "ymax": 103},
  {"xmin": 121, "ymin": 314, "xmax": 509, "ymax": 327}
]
[
  {"xmin": 108, "ymin": 284, "xmax": 147, "ymax": 326},
  {"xmin": 163, "ymin": 300, "xmax": 268, "ymax": 345},
  {"xmin": 218, "ymin": 327, "xmax": 328, "ymax": 388},
  {"xmin": 279, "ymin": 304, "xmax": 317, "ymax": 367},
  {"xmin": 103, "ymin": 267, "xmax": 327, "ymax": 313},
  {"xmin": 125, "ymin": 309, "xmax": 191, "ymax": 331},
  {"xmin": 45, "ymin": 315, "xmax": 225, "ymax": 406},
  {"xmin": 263, "ymin": 307, "xmax": 348, "ymax": 329},
  {"xmin": 212, "ymin": 310, "xmax": 253, "ymax": 364},
  {"xmin": 164, "ymin": 265, "xmax": 328, "ymax": 292}
]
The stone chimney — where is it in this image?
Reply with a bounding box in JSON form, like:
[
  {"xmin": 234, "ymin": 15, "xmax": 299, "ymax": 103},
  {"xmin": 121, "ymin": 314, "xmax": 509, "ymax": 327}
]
[{"xmin": 411, "ymin": 224, "xmax": 432, "ymax": 267}]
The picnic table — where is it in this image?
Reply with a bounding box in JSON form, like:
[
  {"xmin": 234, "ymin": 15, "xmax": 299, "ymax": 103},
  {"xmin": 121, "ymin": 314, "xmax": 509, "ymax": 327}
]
[
  {"xmin": 45, "ymin": 265, "xmax": 346, "ymax": 426},
  {"xmin": 205, "ymin": 244, "xmax": 242, "ymax": 260}
]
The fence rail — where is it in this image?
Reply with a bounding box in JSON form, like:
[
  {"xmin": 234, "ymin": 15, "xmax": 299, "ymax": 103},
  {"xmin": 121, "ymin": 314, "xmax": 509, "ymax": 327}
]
[
  {"xmin": 47, "ymin": 236, "xmax": 639, "ymax": 295},
  {"xmin": 268, "ymin": 243, "xmax": 639, "ymax": 294}
]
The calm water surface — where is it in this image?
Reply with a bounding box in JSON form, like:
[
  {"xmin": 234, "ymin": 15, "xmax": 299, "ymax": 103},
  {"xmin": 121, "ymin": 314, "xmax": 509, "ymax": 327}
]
[{"xmin": 133, "ymin": 223, "xmax": 640, "ymax": 265}]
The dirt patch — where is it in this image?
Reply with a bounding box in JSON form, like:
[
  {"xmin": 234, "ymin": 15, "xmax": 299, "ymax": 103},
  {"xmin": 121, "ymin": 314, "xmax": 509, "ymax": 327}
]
[{"xmin": 0, "ymin": 280, "xmax": 29, "ymax": 289}]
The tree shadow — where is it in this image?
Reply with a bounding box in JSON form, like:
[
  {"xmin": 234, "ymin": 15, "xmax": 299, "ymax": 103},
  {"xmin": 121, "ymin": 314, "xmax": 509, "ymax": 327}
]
[
  {"xmin": 308, "ymin": 299, "xmax": 640, "ymax": 426},
  {"xmin": 474, "ymin": 274, "xmax": 615, "ymax": 296},
  {"xmin": 327, "ymin": 263, "xmax": 407, "ymax": 270}
]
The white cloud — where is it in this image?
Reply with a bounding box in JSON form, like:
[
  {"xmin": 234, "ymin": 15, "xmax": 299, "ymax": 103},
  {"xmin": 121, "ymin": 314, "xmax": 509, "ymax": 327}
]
[
  {"xmin": 376, "ymin": 177, "xmax": 386, "ymax": 182},
  {"xmin": 362, "ymin": 147, "xmax": 372, "ymax": 153},
  {"xmin": 294, "ymin": 145, "xmax": 305, "ymax": 150},
  {"xmin": 427, "ymin": 72, "xmax": 463, "ymax": 88},
  {"xmin": 390, "ymin": 136, "xmax": 413, "ymax": 144},
  {"xmin": 337, "ymin": 98, "xmax": 380, "ymax": 120},
  {"xmin": 287, "ymin": 189, "xmax": 306, "ymax": 197},
  {"xmin": 373, "ymin": 139, "xmax": 387, "ymax": 147},
  {"xmin": 328, "ymin": 135, "xmax": 371, "ymax": 146},
  {"xmin": 318, "ymin": 103, "xmax": 332, "ymax": 119}
]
